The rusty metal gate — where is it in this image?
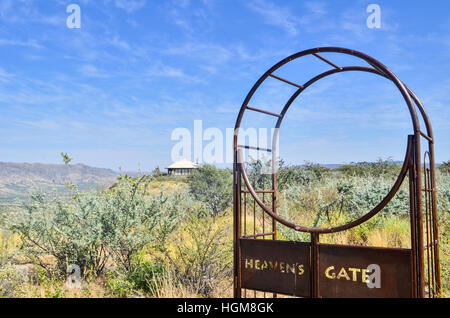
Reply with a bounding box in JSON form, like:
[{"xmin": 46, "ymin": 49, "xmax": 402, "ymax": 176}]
[{"xmin": 233, "ymin": 47, "xmax": 441, "ymax": 298}]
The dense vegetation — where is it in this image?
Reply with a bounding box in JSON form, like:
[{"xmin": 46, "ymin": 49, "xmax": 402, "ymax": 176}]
[
  {"xmin": 187, "ymin": 165, "xmax": 233, "ymax": 216},
  {"xmin": 0, "ymin": 159, "xmax": 448, "ymax": 298}
]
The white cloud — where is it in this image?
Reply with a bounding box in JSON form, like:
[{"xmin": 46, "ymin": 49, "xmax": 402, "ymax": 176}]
[
  {"xmin": 18, "ymin": 119, "xmax": 61, "ymax": 130},
  {"xmin": 247, "ymin": 0, "xmax": 299, "ymax": 36},
  {"xmin": 147, "ymin": 63, "xmax": 201, "ymax": 83},
  {"xmin": 163, "ymin": 42, "xmax": 232, "ymax": 67},
  {"xmin": 0, "ymin": 67, "xmax": 14, "ymax": 83},
  {"xmin": 0, "ymin": 0, "xmax": 64, "ymax": 25},
  {"xmin": 79, "ymin": 64, "xmax": 110, "ymax": 78},
  {"xmin": 305, "ymin": 1, "xmax": 327, "ymax": 16},
  {"xmin": 114, "ymin": 0, "xmax": 146, "ymax": 13},
  {"xmin": 0, "ymin": 38, "xmax": 42, "ymax": 49},
  {"xmin": 108, "ymin": 36, "xmax": 131, "ymax": 50}
]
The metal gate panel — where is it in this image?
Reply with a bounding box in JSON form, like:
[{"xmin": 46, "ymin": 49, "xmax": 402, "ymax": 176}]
[
  {"xmin": 240, "ymin": 239, "xmax": 310, "ymax": 297},
  {"xmin": 318, "ymin": 244, "xmax": 412, "ymax": 298}
]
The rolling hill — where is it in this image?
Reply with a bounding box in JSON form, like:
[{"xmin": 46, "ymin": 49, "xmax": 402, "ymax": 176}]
[{"xmin": 0, "ymin": 162, "xmax": 119, "ymax": 207}]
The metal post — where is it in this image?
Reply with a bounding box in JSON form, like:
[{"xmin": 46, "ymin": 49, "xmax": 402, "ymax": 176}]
[
  {"xmin": 428, "ymin": 142, "xmax": 441, "ymax": 296},
  {"xmin": 311, "ymin": 233, "xmax": 320, "ymax": 298},
  {"xmin": 413, "ymin": 134, "xmax": 425, "ymax": 297},
  {"xmin": 233, "ymin": 156, "xmax": 241, "ymax": 298},
  {"xmin": 408, "ymin": 136, "xmax": 418, "ymax": 297}
]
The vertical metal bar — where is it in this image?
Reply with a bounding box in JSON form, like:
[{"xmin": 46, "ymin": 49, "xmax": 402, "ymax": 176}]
[
  {"xmin": 262, "ymin": 175, "xmax": 265, "ymax": 238},
  {"xmin": 253, "ymin": 172, "xmax": 256, "ymax": 298},
  {"xmin": 428, "ymin": 143, "xmax": 441, "ymax": 296},
  {"xmin": 242, "ymin": 178, "xmax": 247, "ymax": 299},
  {"xmin": 408, "ymin": 135, "xmax": 418, "ymax": 298},
  {"xmin": 242, "ymin": 197, "xmax": 246, "ymax": 306},
  {"xmin": 311, "ymin": 233, "xmax": 320, "ymax": 298},
  {"xmin": 271, "ymin": 130, "xmax": 278, "ymax": 243},
  {"xmin": 244, "ymin": 189, "xmax": 247, "ymax": 237},
  {"xmin": 423, "ymin": 161, "xmax": 431, "ymax": 297},
  {"xmin": 233, "ymin": 157, "xmax": 242, "ymax": 298},
  {"xmin": 262, "ymin": 174, "xmax": 266, "ymax": 298},
  {"xmin": 272, "ymin": 147, "xmax": 277, "ymax": 298},
  {"xmin": 427, "ymin": 167, "xmax": 435, "ymax": 297},
  {"xmin": 253, "ymin": 173, "xmax": 256, "ymax": 238},
  {"xmin": 414, "ymin": 133, "xmax": 425, "ymax": 298},
  {"xmin": 261, "ymin": 176, "xmax": 266, "ymax": 240}
]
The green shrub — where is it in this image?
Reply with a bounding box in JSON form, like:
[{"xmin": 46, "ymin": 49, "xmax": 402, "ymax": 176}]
[
  {"xmin": 336, "ymin": 177, "xmax": 409, "ymax": 218},
  {"xmin": 277, "ymin": 173, "xmax": 410, "ymax": 237},
  {"xmin": 127, "ymin": 257, "xmax": 165, "ymax": 294},
  {"xmin": 36, "ymin": 266, "xmax": 66, "ymax": 298},
  {"xmin": 437, "ymin": 171, "xmax": 450, "ymax": 216},
  {"xmin": 277, "ymin": 166, "xmax": 317, "ymax": 190},
  {"xmin": 159, "ymin": 212, "xmax": 232, "ymax": 297},
  {"xmin": 187, "ymin": 165, "xmax": 232, "ymax": 216},
  {"xmin": 336, "ymin": 158, "xmax": 401, "ymax": 178},
  {"xmin": 246, "ymin": 158, "xmax": 328, "ymax": 191},
  {"xmin": 303, "ymin": 161, "xmax": 331, "ymax": 180},
  {"xmin": 0, "ymin": 264, "xmax": 26, "ymax": 298},
  {"xmin": 105, "ymin": 271, "xmax": 136, "ymax": 298},
  {"xmin": 2, "ymin": 175, "xmax": 183, "ymax": 277},
  {"xmin": 438, "ymin": 161, "xmax": 450, "ymax": 174}
]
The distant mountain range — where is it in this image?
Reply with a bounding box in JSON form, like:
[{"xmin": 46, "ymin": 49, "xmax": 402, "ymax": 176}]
[{"xmin": 0, "ymin": 162, "xmax": 120, "ymax": 207}]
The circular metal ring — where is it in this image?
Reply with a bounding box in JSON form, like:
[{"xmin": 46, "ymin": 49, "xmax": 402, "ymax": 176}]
[{"xmin": 234, "ymin": 47, "xmax": 425, "ymax": 234}]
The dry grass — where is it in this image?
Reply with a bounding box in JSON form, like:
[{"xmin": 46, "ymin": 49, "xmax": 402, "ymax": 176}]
[
  {"xmin": 145, "ymin": 179, "xmax": 187, "ymax": 194},
  {"xmin": 151, "ymin": 271, "xmax": 200, "ymax": 298},
  {"xmin": 22, "ymin": 278, "xmax": 107, "ymax": 298}
]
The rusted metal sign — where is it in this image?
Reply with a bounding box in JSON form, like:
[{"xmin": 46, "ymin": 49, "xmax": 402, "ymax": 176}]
[
  {"xmin": 240, "ymin": 239, "xmax": 310, "ymax": 297},
  {"xmin": 240, "ymin": 239, "xmax": 412, "ymax": 298},
  {"xmin": 318, "ymin": 244, "xmax": 412, "ymax": 298}
]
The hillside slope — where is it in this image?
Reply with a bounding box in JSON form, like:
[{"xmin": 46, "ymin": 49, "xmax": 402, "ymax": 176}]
[{"xmin": 0, "ymin": 162, "xmax": 119, "ymax": 206}]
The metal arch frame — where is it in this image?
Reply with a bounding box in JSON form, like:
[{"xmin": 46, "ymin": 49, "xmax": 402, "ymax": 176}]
[{"xmin": 233, "ymin": 47, "xmax": 441, "ymax": 298}]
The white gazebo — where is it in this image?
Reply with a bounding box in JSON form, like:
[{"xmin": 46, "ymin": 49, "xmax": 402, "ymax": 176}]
[{"xmin": 166, "ymin": 159, "xmax": 198, "ymax": 176}]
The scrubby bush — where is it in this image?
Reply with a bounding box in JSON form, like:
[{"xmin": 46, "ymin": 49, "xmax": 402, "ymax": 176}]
[
  {"xmin": 277, "ymin": 174, "xmax": 410, "ymax": 236},
  {"xmin": 277, "ymin": 166, "xmax": 317, "ymax": 190},
  {"xmin": 187, "ymin": 165, "xmax": 232, "ymax": 216},
  {"xmin": 437, "ymin": 171, "xmax": 450, "ymax": 214},
  {"xmin": 436, "ymin": 170, "xmax": 450, "ymax": 296},
  {"xmin": 245, "ymin": 157, "xmax": 273, "ymax": 189},
  {"xmin": 105, "ymin": 271, "xmax": 136, "ymax": 298},
  {"xmin": 2, "ymin": 175, "xmax": 184, "ymax": 277},
  {"xmin": 0, "ymin": 264, "xmax": 26, "ymax": 298},
  {"xmin": 303, "ymin": 161, "xmax": 331, "ymax": 180},
  {"xmin": 245, "ymin": 158, "xmax": 328, "ymax": 191},
  {"xmin": 336, "ymin": 177, "xmax": 409, "ymax": 218},
  {"xmin": 158, "ymin": 212, "xmax": 232, "ymax": 297},
  {"xmin": 127, "ymin": 260, "xmax": 165, "ymax": 294},
  {"xmin": 439, "ymin": 161, "xmax": 450, "ymax": 174},
  {"xmin": 336, "ymin": 158, "xmax": 401, "ymax": 178}
]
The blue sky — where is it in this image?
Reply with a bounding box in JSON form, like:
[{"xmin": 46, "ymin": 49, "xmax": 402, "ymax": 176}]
[{"xmin": 0, "ymin": 0, "xmax": 449, "ymax": 171}]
